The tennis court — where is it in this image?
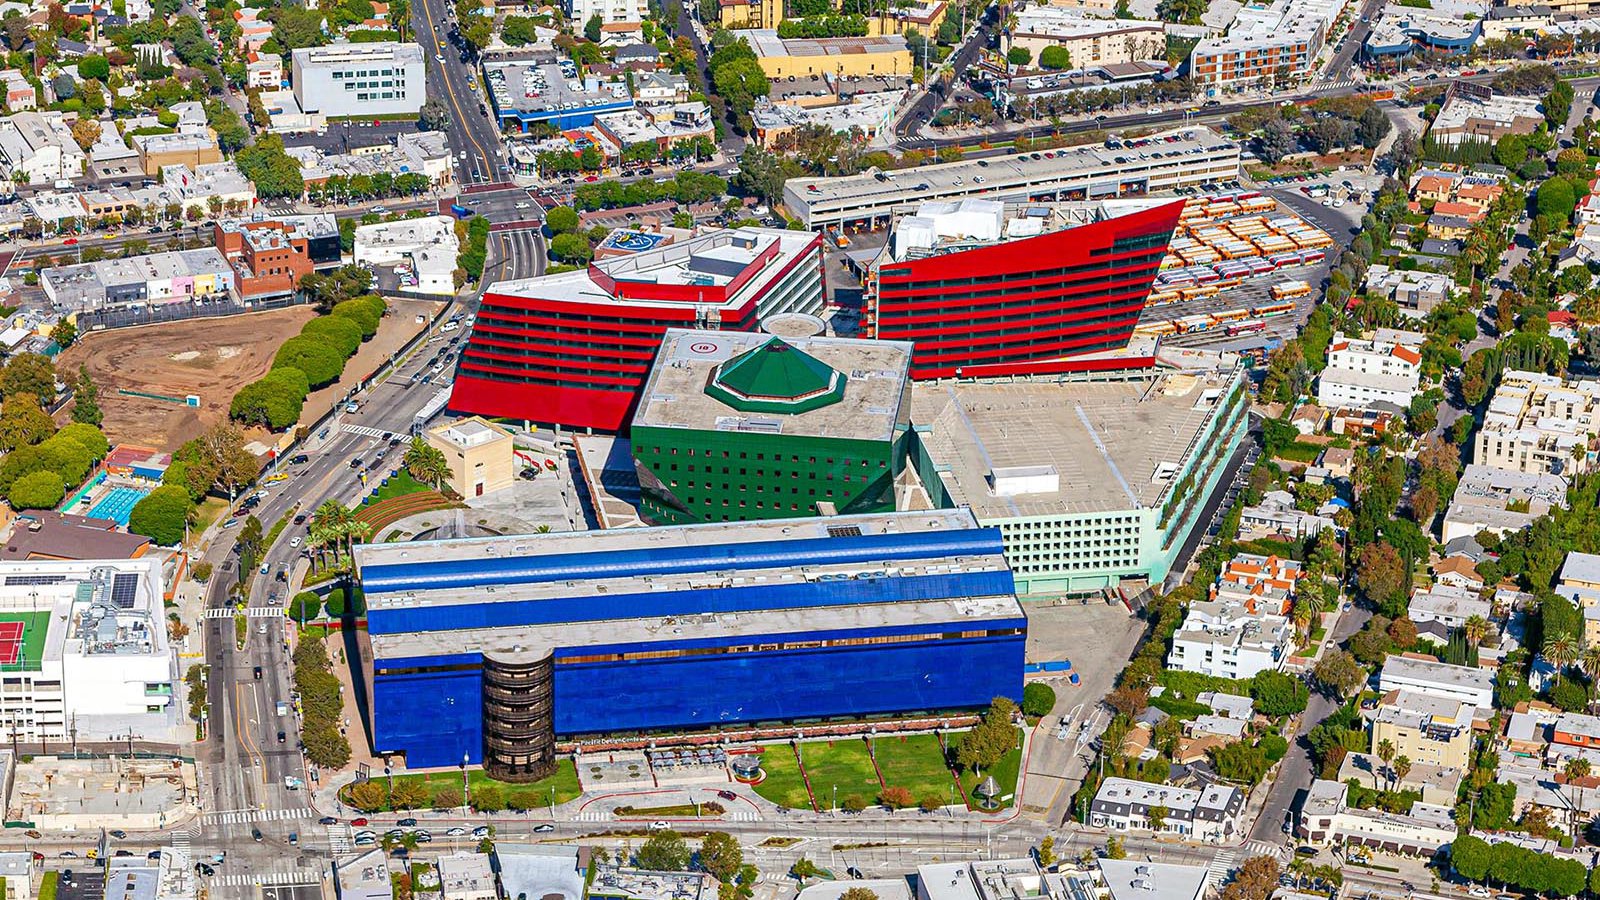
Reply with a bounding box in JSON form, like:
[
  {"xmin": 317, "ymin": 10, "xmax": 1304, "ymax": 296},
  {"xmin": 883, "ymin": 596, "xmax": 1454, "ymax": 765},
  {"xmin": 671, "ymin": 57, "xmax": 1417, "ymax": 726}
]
[
  {"xmin": 0, "ymin": 612, "xmax": 51, "ymax": 670},
  {"xmin": 87, "ymin": 486, "xmax": 151, "ymax": 527}
]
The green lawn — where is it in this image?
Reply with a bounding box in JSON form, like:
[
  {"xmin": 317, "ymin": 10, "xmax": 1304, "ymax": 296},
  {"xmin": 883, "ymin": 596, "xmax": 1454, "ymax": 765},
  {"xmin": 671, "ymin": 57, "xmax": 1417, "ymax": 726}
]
[
  {"xmin": 871, "ymin": 733, "xmax": 958, "ymax": 804},
  {"xmin": 192, "ymin": 496, "xmax": 229, "ymax": 533},
  {"xmin": 749, "ymin": 744, "xmax": 812, "ymax": 810},
  {"xmin": 360, "ymin": 470, "xmax": 431, "ymax": 506},
  {"xmin": 958, "ymin": 728, "xmax": 1024, "ymax": 810},
  {"xmin": 801, "ymin": 739, "xmax": 881, "ymax": 810},
  {"xmin": 350, "ymin": 760, "xmax": 583, "ymax": 811}
]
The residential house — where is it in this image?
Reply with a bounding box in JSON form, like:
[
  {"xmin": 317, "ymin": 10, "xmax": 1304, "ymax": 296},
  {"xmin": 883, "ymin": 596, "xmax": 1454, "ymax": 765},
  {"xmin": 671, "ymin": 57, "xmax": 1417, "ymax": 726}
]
[
  {"xmin": 1433, "ymin": 556, "xmax": 1485, "ymax": 592},
  {"xmin": 1088, "ymin": 777, "xmax": 1243, "ymax": 841},
  {"xmin": 1406, "ymin": 583, "xmax": 1492, "ymax": 631}
]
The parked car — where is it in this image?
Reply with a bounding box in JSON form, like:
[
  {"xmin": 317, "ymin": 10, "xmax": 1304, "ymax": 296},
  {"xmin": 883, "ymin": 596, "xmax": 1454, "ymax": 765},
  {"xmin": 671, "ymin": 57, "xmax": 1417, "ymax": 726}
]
[
  {"xmin": 397, "ymin": 818, "xmax": 418, "ymax": 827},
  {"xmin": 533, "ymin": 823, "xmax": 555, "ymax": 833}
]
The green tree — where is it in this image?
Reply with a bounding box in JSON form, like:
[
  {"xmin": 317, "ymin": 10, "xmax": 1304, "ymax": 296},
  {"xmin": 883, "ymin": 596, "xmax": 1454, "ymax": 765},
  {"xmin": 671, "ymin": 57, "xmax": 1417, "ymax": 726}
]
[
  {"xmin": 300, "ymin": 315, "xmax": 364, "ymax": 359},
  {"xmin": 585, "ymin": 13, "xmax": 603, "ymax": 41},
  {"xmin": 550, "ymin": 232, "xmax": 594, "ymax": 263},
  {"xmin": 0, "ymin": 393, "xmax": 55, "ymax": 451},
  {"xmin": 1311, "ymin": 649, "xmax": 1364, "ymax": 697},
  {"xmin": 274, "ymin": 338, "xmax": 344, "ymax": 388},
  {"xmin": 545, "ymin": 205, "xmax": 581, "ymax": 234},
  {"xmin": 127, "ymin": 485, "xmax": 193, "ymax": 545},
  {"xmin": 698, "ymin": 832, "xmax": 742, "ymax": 882},
  {"xmin": 0, "ymin": 352, "xmax": 55, "ymax": 402},
  {"xmin": 7, "ymin": 469, "xmax": 63, "ymax": 510},
  {"xmin": 1250, "ymin": 669, "xmax": 1309, "ymax": 716},
  {"xmin": 70, "ymin": 364, "xmax": 101, "ymax": 426},
  {"xmin": 1021, "ymin": 682, "xmax": 1056, "ymax": 717},
  {"xmin": 231, "ymin": 367, "xmax": 310, "ymax": 430},
  {"xmin": 1038, "ymin": 46, "xmax": 1071, "ymax": 70},
  {"xmin": 637, "ymin": 830, "xmax": 691, "ymax": 871},
  {"xmin": 1006, "ymin": 46, "xmax": 1031, "ymax": 67},
  {"xmin": 331, "ymin": 296, "xmax": 383, "ymax": 338},
  {"xmin": 287, "ymin": 591, "xmax": 322, "ymax": 623},
  {"xmin": 1105, "ymin": 836, "xmax": 1126, "ymax": 859},
  {"xmin": 234, "ymin": 134, "xmax": 305, "ymax": 200}
]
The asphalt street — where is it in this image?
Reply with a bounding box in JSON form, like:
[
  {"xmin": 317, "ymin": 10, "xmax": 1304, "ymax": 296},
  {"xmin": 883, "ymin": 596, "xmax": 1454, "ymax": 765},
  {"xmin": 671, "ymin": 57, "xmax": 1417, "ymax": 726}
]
[{"xmin": 410, "ymin": 0, "xmax": 507, "ymax": 185}]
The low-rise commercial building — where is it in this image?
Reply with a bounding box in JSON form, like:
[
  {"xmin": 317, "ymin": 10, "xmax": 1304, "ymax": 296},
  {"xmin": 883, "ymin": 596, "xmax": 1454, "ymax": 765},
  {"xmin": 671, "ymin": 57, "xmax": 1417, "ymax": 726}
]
[
  {"xmin": 1441, "ymin": 464, "xmax": 1568, "ymax": 542},
  {"xmin": 213, "ymin": 214, "xmax": 341, "ymax": 300},
  {"xmin": 744, "ymin": 30, "xmax": 911, "ymax": 79},
  {"xmin": 785, "ymin": 126, "xmax": 1240, "ymax": 229},
  {"xmin": 1088, "ymin": 777, "xmax": 1244, "ymax": 840},
  {"xmin": 41, "ymin": 248, "xmax": 234, "ymax": 312},
  {"xmin": 423, "ymin": 417, "xmax": 516, "ymax": 499},
  {"xmin": 485, "ymin": 61, "xmax": 633, "ymax": 131},
  {"xmin": 352, "ymin": 215, "xmax": 459, "ymax": 296},
  {"xmin": 751, "ymin": 91, "xmax": 899, "ymax": 148},
  {"xmin": 594, "ymin": 103, "xmax": 714, "ymax": 156},
  {"xmin": 1316, "ymin": 330, "xmax": 1423, "ymax": 409},
  {"xmin": 1378, "ymin": 655, "xmax": 1495, "ymax": 707},
  {"xmin": 1429, "ymin": 82, "xmax": 1544, "ymax": 147},
  {"xmin": 334, "ymin": 849, "xmax": 393, "ymax": 900},
  {"xmin": 1475, "ymin": 370, "xmax": 1600, "ymax": 476},
  {"xmin": 130, "ymin": 129, "xmax": 221, "ymax": 176},
  {"xmin": 436, "ymin": 853, "xmax": 496, "ymax": 900},
  {"xmin": 1297, "ymin": 778, "xmax": 1459, "ymax": 854}
]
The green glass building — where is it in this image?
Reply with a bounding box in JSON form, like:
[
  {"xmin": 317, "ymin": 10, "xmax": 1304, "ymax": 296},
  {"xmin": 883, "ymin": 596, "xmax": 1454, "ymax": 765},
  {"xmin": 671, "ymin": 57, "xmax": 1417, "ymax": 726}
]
[{"xmin": 631, "ymin": 327, "xmax": 914, "ymax": 526}]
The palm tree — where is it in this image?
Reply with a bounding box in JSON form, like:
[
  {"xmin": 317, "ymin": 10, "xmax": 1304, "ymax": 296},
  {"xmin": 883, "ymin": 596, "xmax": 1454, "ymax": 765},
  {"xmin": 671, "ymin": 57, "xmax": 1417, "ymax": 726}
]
[
  {"xmin": 1392, "ymin": 755, "xmax": 1411, "ymax": 794},
  {"xmin": 1565, "ymin": 757, "xmax": 1593, "ymax": 838},
  {"xmin": 1582, "ymin": 645, "xmax": 1600, "ymax": 703},
  {"xmin": 1464, "ymin": 615, "xmax": 1489, "ymax": 647},
  {"xmin": 1547, "ymin": 635, "xmax": 1579, "ymax": 688},
  {"xmin": 1376, "ymin": 738, "xmax": 1395, "ymax": 792},
  {"xmin": 404, "ymin": 437, "xmax": 451, "ymax": 491},
  {"xmin": 312, "ymin": 500, "xmax": 354, "ymax": 565}
]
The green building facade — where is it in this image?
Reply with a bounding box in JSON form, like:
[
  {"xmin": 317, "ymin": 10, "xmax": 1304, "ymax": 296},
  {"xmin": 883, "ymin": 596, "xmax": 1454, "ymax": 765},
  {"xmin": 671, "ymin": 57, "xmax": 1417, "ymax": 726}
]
[{"xmin": 632, "ymin": 328, "xmax": 915, "ymax": 526}]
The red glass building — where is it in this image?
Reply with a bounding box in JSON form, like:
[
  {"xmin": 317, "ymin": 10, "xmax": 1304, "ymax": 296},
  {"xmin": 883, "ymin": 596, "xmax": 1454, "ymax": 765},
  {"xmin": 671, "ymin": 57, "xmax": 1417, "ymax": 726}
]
[
  {"xmin": 450, "ymin": 227, "xmax": 825, "ymax": 432},
  {"xmin": 868, "ymin": 199, "xmax": 1184, "ymax": 380}
]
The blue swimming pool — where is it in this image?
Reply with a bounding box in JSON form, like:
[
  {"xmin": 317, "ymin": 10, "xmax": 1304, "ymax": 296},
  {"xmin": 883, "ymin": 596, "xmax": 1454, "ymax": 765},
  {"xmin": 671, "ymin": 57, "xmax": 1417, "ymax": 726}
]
[{"xmin": 88, "ymin": 486, "xmax": 151, "ymax": 527}]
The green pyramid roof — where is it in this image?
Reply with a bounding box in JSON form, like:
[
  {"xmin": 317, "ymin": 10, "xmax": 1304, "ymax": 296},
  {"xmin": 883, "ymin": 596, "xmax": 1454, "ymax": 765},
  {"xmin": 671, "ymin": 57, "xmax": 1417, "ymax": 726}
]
[{"xmin": 705, "ymin": 337, "xmax": 847, "ymax": 414}]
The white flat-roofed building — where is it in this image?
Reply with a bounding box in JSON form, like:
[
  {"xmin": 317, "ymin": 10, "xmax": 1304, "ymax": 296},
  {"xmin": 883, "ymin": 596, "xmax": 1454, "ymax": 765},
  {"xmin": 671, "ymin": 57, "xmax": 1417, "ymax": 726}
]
[
  {"xmin": 0, "ymin": 111, "xmax": 85, "ymax": 185},
  {"xmin": 1378, "ymin": 655, "xmax": 1495, "ymax": 707},
  {"xmin": 800, "ymin": 881, "xmax": 913, "ymax": 900},
  {"xmin": 1296, "ymin": 778, "xmax": 1458, "ymax": 853},
  {"xmin": 784, "ymin": 126, "xmax": 1240, "ymax": 228},
  {"xmin": 1442, "ymin": 464, "xmax": 1569, "ymax": 542},
  {"xmin": 1088, "ymin": 777, "xmax": 1243, "ymax": 841},
  {"xmin": 1167, "ymin": 595, "xmax": 1294, "ymax": 679},
  {"xmin": 436, "ymin": 853, "xmax": 496, "ymax": 900},
  {"xmin": 567, "ymin": 0, "xmax": 648, "ymax": 26},
  {"xmin": 1239, "ymin": 489, "xmax": 1339, "ymax": 540},
  {"xmin": 1097, "ymin": 859, "xmax": 1207, "ymax": 900},
  {"xmin": 0, "ymin": 558, "xmax": 178, "ymax": 744},
  {"xmin": 352, "ymin": 215, "xmax": 459, "ymax": 296},
  {"xmin": 751, "ymin": 91, "xmax": 900, "ymax": 148},
  {"xmin": 1317, "ymin": 331, "xmax": 1423, "ymax": 409},
  {"xmin": 1363, "ymin": 265, "xmax": 1454, "ymax": 318},
  {"xmin": 1407, "ymin": 583, "xmax": 1492, "ymax": 631},
  {"xmin": 1475, "ymin": 371, "xmax": 1600, "ymax": 476},
  {"xmin": 334, "ymin": 849, "xmax": 393, "ymax": 900},
  {"xmin": 291, "ymin": 42, "xmax": 426, "ymax": 118}
]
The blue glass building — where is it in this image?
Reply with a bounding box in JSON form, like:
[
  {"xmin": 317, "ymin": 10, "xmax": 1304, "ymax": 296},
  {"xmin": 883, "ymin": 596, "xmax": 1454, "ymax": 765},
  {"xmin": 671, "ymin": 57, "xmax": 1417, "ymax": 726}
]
[{"xmin": 356, "ymin": 510, "xmax": 1027, "ymax": 779}]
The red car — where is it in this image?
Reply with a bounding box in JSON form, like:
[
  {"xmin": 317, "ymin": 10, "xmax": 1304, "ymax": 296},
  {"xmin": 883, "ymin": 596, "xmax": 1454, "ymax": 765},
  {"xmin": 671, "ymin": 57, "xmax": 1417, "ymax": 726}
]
[
  {"xmin": 63, "ymin": 238, "xmax": 78, "ymax": 245},
  {"xmin": 584, "ymin": 175, "xmax": 599, "ymax": 182},
  {"xmin": 350, "ymin": 817, "xmax": 369, "ymax": 827}
]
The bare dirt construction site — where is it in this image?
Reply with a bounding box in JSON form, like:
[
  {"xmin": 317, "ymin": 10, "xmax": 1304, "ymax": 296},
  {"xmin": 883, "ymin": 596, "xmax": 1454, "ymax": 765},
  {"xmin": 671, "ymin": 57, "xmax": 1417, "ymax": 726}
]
[{"xmin": 58, "ymin": 307, "xmax": 318, "ymax": 451}]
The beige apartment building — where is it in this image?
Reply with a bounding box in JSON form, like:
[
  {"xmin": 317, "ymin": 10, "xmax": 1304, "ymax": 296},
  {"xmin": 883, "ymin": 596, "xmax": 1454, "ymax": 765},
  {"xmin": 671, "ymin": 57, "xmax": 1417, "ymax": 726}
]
[
  {"xmin": 424, "ymin": 417, "xmax": 515, "ymax": 499},
  {"xmin": 1475, "ymin": 371, "xmax": 1600, "ymax": 477},
  {"xmin": 1367, "ymin": 690, "xmax": 1474, "ymax": 770}
]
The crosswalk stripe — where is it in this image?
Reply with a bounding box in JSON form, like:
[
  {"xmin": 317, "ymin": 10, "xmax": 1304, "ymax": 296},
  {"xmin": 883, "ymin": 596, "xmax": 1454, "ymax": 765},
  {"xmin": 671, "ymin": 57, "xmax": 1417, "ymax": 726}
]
[
  {"xmin": 201, "ymin": 807, "xmax": 314, "ymax": 825},
  {"xmin": 1205, "ymin": 849, "xmax": 1236, "ymax": 889},
  {"xmin": 341, "ymin": 424, "xmax": 389, "ymax": 439},
  {"xmin": 203, "ymin": 607, "xmax": 285, "ymax": 619},
  {"xmin": 212, "ymin": 870, "xmax": 322, "ymax": 887}
]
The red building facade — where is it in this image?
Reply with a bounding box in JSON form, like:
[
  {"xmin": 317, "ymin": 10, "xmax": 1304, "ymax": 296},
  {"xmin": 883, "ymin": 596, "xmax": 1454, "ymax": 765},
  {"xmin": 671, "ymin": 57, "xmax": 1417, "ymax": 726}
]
[
  {"xmin": 869, "ymin": 200, "xmax": 1184, "ymax": 380},
  {"xmin": 450, "ymin": 228, "xmax": 825, "ymax": 432}
]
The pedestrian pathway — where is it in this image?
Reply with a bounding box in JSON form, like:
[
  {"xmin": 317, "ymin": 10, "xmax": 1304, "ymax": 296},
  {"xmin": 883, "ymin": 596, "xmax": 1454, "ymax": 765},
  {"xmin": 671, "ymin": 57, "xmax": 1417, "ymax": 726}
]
[
  {"xmin": 1206, "ymin": 848, "xmax": 1237, "ymax": 889},
  {"xmin": 326, "ymin": 824, "xmax": 353, "ymax": 856},
  {"xmin": 341, "ymin": 424, "xmax": 390, "ymax": 439}
]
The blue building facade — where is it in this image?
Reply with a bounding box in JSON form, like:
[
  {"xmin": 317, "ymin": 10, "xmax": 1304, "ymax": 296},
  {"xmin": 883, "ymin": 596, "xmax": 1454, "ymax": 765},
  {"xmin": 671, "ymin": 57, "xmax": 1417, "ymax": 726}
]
[{"xmin": 360, "ymin": 513, "xmax": 1027, "ymax": 777}]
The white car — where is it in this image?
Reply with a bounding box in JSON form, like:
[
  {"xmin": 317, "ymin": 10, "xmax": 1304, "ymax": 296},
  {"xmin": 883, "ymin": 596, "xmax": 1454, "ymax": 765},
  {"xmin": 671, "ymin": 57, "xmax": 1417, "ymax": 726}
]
[
  {"xmin": 289, "ymin": 537, "xmax": 302, "ymax": 548},
  {"xmin": 1466, "ymin": 888, "xmax": 1489, "ymax": 899},
  {"xmin": 648, "ymin": 821, "xmax": 670, "ymax": 831}
]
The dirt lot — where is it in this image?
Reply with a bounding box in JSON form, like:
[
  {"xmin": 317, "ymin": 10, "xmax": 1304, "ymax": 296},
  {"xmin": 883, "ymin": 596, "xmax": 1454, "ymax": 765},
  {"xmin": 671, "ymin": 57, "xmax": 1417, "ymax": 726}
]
[{"xmin": 58, "ymin": 307, "xmax": 319, "ymax": 451}]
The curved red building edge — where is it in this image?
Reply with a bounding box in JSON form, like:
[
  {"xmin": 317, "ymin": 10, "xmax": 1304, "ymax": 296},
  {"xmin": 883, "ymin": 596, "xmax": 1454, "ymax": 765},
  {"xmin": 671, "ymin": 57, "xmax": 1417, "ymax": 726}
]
[{"xmin": 870, "ymin": 199, "xmax": 1185, "ymax": 380}]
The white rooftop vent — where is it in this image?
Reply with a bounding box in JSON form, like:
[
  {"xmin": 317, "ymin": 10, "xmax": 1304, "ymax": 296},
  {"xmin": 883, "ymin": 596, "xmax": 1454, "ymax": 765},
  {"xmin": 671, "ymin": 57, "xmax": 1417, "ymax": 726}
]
[{"xmin": 989, "ymin": 465, "xmax": 1058, "ymax": 496}]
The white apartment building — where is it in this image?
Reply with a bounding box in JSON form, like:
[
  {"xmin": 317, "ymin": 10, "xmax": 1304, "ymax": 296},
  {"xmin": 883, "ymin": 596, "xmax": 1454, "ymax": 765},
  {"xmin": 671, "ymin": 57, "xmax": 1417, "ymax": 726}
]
[
  {"xmin": 1475, "ymin": 371, "xmax": 1600, "ymax": 476},
  {"xmin": 1441, "ymin": 464, "xmax": 1569, "ymax": 542},
  {"xmin": 1316, "ymin": 330, "xmax": 1423, "ymax": 409},
  {"xmin": 0, "ymin": 558, "xmax": 178, "ymax": 744},
  {"xmin": 1088, "ymin": 777, "xmax": 1244, "ymax": 841},
  {"xmin": 1298, "ymin": 778, "xmax": 1458, "ymax": 854},
  {"xmin": 1406, "ymin": 583, "xmax": 1492, "ymax": 631},
  {"xmin": 1378, "ymin": 655, "xmax": 1495, "ymax": 708},
  {"xmin": 0, "ymin": 111, "xmax": 85, "ymax": 185},
  {"xmin": 1166, "ymin": 595, "xmax": 1294, "ymax": 679},
  {"xmin": 291, "ymin": 42, "xmax": 426, "ymax": 119},
  {"xmin": 567, "ymin": 0, "xmax": 648, "ymax": 25}
]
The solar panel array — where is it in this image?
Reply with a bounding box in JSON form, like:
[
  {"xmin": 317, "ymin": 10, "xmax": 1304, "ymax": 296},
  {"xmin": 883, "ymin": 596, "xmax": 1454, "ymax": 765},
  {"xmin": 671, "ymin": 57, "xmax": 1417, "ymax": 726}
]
[{"xmin": 110, "ymin": 573, "xmax": 139, "ymax": 608}]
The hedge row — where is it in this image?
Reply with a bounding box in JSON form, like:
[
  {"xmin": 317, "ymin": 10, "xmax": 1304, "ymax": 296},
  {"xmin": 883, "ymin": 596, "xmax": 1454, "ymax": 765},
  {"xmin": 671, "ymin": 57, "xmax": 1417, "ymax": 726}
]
[
  {"xmin": 231, "ymin": 295, "xmax": 386, "ymax": 430},
  {"xmin": 0, "ymin": 423, "xmax": 111, "ymax": 510}
]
